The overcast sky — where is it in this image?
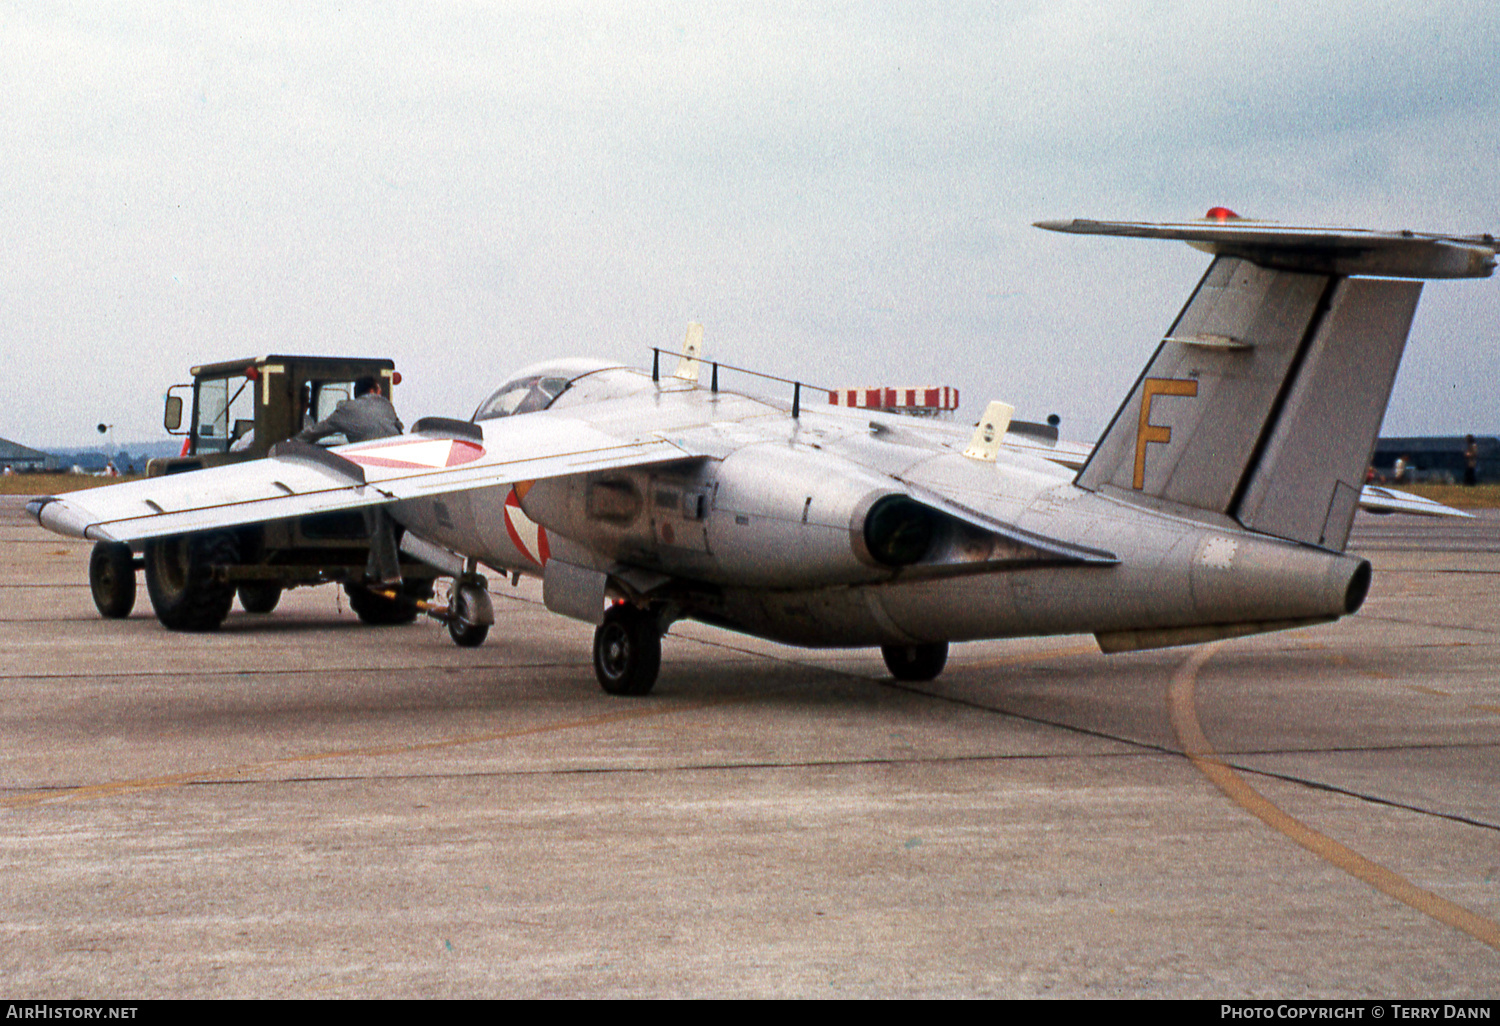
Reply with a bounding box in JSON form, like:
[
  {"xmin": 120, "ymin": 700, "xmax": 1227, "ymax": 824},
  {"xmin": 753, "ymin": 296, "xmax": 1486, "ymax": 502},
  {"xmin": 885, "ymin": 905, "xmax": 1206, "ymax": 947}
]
[{"xmin": 3, "ymin": 1, "xmax": 1498, "ymax": 448}]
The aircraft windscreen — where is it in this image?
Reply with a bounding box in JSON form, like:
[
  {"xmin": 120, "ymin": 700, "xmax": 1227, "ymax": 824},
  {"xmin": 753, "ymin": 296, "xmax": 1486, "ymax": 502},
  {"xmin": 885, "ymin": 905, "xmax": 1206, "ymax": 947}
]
[{"xmin": 473, "ymin": 374, "xmax": 573, "ymax": 421}]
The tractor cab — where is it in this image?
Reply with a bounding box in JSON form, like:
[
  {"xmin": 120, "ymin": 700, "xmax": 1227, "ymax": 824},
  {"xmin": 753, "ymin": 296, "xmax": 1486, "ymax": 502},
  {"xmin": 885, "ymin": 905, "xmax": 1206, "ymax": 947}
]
[{"xmin": 158, "ymin": 355, "xmax": 400, "ymax": 471}]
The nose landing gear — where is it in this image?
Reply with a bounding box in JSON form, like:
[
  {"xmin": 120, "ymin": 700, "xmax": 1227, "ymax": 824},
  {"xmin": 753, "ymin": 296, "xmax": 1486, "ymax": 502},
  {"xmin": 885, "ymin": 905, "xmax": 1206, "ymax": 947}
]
[{"xmin": 444, "ymin": 575, "xmax": 493, "ymax": 648}]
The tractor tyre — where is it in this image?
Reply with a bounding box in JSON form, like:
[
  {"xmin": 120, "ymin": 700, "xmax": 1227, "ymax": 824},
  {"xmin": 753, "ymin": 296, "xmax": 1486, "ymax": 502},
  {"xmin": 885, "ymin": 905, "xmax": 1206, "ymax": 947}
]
[
  {"xmin": 89, "ymin": 541, "xmax": 137, "ymax": 619},
  {"xmin": 143, "ymin": 533, "xmax": 239, "ymax": 632},
  {"xmin": 881, "ymin": 642, "xmax": 949, "ymax": 682},
  {"xmin": 237, "ymin": 582, "xmax": 283, "ymax": 614},
  {"xmin": 345, "ymin": 578, "xmax": 435, "ymax": 626}
]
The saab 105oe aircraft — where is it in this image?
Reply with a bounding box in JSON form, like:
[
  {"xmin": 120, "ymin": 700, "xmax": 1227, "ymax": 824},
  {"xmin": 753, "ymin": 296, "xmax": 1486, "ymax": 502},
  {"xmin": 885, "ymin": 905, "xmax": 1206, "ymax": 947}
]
[{"xmin": 29, "ymin": 213, "xmax": 1500, "ymax": 695}]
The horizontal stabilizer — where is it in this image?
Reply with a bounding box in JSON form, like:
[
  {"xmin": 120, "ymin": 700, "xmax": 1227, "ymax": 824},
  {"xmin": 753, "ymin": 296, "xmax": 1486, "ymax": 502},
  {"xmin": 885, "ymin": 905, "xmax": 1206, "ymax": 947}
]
[{"xmin": 1036, "ymin": 217, "xmax": 1498, "ymax": 279}]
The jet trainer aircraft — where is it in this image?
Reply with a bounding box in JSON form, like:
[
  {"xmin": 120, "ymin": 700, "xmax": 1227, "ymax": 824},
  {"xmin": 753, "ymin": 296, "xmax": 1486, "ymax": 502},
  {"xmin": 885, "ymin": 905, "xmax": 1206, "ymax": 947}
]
[{"xmin": 29, "ymin": 213, "xmax": 1499, "ymax": 695}]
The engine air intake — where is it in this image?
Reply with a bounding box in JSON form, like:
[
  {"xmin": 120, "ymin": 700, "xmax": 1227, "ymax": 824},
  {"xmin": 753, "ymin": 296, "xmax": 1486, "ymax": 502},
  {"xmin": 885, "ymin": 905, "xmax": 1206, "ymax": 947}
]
[{"xmin": 863, "ymin": 495, "xmax": 937, "ymax": 567}]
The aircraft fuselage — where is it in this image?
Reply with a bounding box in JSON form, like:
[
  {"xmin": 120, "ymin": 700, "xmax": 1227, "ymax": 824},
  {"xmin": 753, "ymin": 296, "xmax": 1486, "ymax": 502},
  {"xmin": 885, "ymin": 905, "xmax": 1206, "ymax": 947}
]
[{"xmin": 391, "ymin": 370, "xmax": 1368, "ymax": 652}]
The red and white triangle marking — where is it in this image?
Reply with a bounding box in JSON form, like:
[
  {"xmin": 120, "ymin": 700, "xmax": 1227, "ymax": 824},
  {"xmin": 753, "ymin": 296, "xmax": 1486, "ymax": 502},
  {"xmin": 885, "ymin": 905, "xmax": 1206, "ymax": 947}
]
[{"xmin": 341, "ymin": 437, "xmax": 485, "ymax": 470}]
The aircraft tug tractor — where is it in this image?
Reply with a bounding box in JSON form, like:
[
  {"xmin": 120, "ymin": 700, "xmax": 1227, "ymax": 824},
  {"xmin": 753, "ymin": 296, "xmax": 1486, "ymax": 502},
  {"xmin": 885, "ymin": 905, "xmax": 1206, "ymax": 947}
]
[{"xmin": 86, "ymin": 354, "xmax": 443, "ymax": 633}]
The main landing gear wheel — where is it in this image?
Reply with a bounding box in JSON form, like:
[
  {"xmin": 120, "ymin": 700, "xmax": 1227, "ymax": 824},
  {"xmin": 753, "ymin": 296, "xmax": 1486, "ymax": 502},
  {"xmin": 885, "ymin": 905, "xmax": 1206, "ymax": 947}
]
[
  {"xmin": 89, "ymin": 541, "xmax": 136, "ymax": 619},
  {"xmin": 143, "ymin": 532, "xmax": 238, "ymax": 632},
  {"xmin": 881, "ymin": 641, "xmax": 949, "ymax": 682},
  {"xmin": 593, "ymin": 604, "xmax": 662, "ymax": 696},
  {"xmin": 237, "ymin": 582, "xmax": 283, "ymax": 614}
]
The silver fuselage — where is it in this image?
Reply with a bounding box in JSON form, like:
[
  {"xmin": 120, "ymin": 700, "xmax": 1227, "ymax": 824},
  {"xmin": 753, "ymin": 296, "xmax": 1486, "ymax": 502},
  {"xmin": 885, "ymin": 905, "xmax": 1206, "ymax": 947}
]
[{"xmin": 392, "ymin": 368, "xmax": 1366, "ymax": 650}]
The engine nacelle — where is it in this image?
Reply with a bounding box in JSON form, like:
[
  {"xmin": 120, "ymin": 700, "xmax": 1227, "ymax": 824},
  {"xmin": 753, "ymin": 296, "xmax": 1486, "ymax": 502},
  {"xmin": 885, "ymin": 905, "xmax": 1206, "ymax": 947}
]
[
  {"xmin": 521, "ymin": 445, "xmax": 933, "ymax": 589},
  {"xmin": 704, "ymin": 446, "xmax": 934, "ymax": 587}
]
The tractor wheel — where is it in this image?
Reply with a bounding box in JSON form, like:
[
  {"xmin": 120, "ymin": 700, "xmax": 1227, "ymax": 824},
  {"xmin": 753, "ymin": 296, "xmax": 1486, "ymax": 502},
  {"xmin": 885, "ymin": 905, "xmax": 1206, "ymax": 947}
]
[
  {"xmin": 89, "ymin": 541, "xmax": 137, "ymax": 619},
  {"xmin": 144, "ymin": 533, "xmax": 239, "ymax": 632},
  {"xmin": 345, "ymin": 578, "xmax": 435, "ymax": 626},
  {"xmin": 237, "ymin": 582, "xmax": 283, "ymax": 614},
  {"xmin": 881, "ymin": 642, "xmax": 949, "ymax": 682},
  {"xmin": 592, "ymin": 604, "xmax": 662, "ymax": 696}
]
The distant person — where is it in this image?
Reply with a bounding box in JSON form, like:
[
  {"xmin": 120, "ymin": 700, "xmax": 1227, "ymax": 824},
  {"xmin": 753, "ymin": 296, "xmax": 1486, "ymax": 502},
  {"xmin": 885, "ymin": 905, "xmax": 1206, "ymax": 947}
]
[
  {"xmin": 296, "ymin": 377, "xmax": 403, "ymax": 444},
  {"xmin": 1393, "ymin": 455, "xmax": 1410, "ymax": 484},
  {"xmin": 1464, "ymin": 435, "xmax": 1479, "ymax": 486}
]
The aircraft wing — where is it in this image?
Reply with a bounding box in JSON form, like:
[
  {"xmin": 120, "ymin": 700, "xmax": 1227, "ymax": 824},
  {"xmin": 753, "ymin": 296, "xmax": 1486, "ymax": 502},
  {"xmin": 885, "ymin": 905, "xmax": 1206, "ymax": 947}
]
[
  {"xmin": 28, "ymin": 416, "xmax": 701, "ymax": 544},
  {"xmin": 1356, "ymin": 484, "xmax": 1475, "ymax": 518}
]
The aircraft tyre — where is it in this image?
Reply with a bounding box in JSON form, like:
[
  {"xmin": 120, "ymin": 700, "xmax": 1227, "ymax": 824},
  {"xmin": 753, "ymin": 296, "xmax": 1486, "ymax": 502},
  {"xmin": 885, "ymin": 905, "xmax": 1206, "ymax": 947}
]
[
  {"xmin": 446, "ymin": 579, "xmax": 491, "ymax": 647},
  {"xmin": 448, "ymin": 619, "xmax": 489, "ymax": 647},
  {"xmin": 89, "ymin": 541, "xmax": 137, "ymax": 619},
  {"xmin": 593, "ymin": 604, "xmax": 662, "ymax": 696},
  {"xmin": 144, "ymin": 533, "xmax": 238, "ymax": 632},
  {"xmin": 881, "ymin": 641, "xmax": 949, "ymax": 682},
  {"xmin": 237, "ymin": 582, "xmax": 283, "ymax": 614},
  {"xmin": 345, "ymin": 578, "xmax": 435, "ymax": 626}
]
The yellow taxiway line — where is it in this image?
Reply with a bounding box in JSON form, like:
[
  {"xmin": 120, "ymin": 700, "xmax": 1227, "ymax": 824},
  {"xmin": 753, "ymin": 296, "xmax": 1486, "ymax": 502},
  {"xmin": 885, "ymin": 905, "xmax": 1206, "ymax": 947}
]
[{"xmin": 1167, "ymin": 643, "xmax": 1500, "ymax": 952}]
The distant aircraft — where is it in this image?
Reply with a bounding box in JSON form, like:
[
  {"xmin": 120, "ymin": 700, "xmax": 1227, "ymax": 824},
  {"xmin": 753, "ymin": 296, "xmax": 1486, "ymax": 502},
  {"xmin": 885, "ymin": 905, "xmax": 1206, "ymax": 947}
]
[{"xmin": 29, "ymin": 213, "xmax": 1498, "ymax": 695}]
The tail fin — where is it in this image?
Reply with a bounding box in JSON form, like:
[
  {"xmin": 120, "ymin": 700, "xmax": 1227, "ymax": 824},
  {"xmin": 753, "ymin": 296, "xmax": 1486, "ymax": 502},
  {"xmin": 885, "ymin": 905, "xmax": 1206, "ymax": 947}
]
[{"xmin": 1040, "ymin": 215, "xmax": 1496, "ymax": 551}]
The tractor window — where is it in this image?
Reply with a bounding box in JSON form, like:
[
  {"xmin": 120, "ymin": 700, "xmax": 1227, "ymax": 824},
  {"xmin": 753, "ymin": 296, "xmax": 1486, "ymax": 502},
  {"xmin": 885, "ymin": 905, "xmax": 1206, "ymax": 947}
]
[
  {"xmin": 310, "ymin": 382, "xmax": 353, "ymax": 422},
  {"xmin": 194, "ymin": 376, "xmax": 254, "ymax": 454},
  {"xmin": 303, "ymin": 381, "xmax": 356, "ymax": 445}
]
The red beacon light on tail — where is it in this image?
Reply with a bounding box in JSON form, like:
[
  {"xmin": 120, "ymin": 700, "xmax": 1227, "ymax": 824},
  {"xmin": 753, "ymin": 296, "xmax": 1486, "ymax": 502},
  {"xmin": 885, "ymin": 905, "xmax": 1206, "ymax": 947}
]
[{"xmin": 1204, "ymin": 206, "xmax": 1241, "ymax": 222}]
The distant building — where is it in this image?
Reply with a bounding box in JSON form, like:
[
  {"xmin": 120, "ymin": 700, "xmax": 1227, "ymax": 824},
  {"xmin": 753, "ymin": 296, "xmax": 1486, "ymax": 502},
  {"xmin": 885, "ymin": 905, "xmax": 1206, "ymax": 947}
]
[
  {"xmin": 0, "ymin": 437, "xmax": 54, "ymax": 472},
  {"xmin": 1373, "ymin": 436, "xmax": 1500, "ymax": 484}
]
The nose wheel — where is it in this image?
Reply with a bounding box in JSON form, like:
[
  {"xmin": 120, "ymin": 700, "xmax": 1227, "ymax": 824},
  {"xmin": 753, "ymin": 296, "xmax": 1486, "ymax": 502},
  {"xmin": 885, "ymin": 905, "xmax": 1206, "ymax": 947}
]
[
  {"xmin": 593, "ymin": 604, "xmax": 662, "ymax": 696},
  {"xmin": 440, "ymin": 573, "xmax": 492, "ymax": 648},
  {"xmin": 446, "ymin": 577, "xmax": 491, "ymax": 648}
]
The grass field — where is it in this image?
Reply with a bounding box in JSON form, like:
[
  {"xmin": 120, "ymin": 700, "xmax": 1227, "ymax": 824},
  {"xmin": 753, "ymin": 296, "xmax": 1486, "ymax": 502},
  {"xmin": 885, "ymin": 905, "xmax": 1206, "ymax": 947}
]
[
  {"xmin": 0, "ymin": 473, "xmax": 143, "ymax": 495},
  {"xmin": 1388, "ymin": 482, "xmax": 1500, "ymax": 509}
]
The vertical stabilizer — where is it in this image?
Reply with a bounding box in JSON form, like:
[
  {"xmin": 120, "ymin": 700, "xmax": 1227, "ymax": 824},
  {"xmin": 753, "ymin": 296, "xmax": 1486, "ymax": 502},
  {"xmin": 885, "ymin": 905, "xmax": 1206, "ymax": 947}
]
[
  {"xmin": 1075, "ymin": 257, "xmax": 1420, "ymax": 550},
  {"xmin": 1036, "ymin": 214, "xmax": 1497, "ymax": 552}
]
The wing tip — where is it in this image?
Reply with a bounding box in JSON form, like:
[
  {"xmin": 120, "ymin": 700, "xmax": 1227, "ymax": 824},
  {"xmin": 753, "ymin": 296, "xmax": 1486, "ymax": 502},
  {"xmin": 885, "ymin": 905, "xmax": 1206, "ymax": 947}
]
[{"xmin": 27, "ymin": 496, "xmax": 106, "ymax": 539}]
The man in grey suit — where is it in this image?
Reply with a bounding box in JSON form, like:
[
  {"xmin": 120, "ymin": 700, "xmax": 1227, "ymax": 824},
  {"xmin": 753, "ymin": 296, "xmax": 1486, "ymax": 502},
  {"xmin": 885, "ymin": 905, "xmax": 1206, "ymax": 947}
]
[{"xmin": 297, "ymin": 377, "xmax": 403, "ymax": 444}]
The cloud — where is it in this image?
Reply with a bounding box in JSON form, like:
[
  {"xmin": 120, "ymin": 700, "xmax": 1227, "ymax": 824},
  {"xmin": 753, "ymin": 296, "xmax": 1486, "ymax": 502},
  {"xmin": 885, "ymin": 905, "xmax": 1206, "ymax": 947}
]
[{"xmin": 1, "ymin": 2, "xmax": 1497, "ymax": 444}]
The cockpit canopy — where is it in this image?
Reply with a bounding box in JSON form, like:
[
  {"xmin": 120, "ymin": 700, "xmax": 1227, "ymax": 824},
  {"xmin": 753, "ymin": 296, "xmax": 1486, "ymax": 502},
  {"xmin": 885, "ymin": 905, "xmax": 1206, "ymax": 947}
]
[{"xmin": 471, "ymin": 358, "xmax": 622, "ymax": 422}]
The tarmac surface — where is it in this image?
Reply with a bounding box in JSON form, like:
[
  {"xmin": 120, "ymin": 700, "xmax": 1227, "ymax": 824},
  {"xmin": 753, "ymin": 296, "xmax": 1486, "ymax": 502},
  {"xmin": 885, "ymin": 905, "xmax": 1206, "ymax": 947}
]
[{"xmin": 2, "ymin": 493, "xmax": 1498, "ymax": 998}]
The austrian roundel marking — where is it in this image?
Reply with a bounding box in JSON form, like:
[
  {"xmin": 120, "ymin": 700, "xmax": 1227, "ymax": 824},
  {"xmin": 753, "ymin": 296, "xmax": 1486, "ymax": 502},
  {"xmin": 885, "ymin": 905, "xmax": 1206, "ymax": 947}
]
[
  {"xmin": 341, "ymin": 438, "xmax": 486, "ymax": 470},
  {"xmin": 504, "ymin": 486, "xmax": 549, "ymax": 567}
]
